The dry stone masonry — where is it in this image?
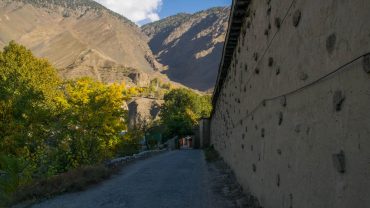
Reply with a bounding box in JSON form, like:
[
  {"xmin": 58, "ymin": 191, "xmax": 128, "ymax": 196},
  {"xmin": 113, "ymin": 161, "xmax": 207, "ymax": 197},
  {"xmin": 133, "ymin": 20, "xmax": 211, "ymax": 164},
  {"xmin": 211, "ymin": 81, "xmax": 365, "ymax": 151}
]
[{"xmin": 210, "ymin": 0, "xmax": 370, "ymax": 208}]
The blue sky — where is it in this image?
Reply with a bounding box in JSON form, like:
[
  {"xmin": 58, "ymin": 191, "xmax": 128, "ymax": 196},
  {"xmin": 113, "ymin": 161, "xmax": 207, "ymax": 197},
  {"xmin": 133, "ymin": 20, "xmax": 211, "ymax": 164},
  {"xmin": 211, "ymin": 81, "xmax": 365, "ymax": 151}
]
[
  {"xmin": 94, "ymin": 0, "xmax": 232, "ymax": 25},
  {"xmin": 159, "ymin": 0, "xmax": 232, "ymax": 18}
]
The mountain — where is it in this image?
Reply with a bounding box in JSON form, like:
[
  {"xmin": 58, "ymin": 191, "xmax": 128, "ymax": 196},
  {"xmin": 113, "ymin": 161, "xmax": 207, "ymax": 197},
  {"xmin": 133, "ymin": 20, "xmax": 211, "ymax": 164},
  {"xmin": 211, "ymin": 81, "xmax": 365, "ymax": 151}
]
[
  {"xmin": 142, "ymin": 7, "xmax": 230, "ymax": 91},
  {"xmin": 0, "ymin": 0, "xmax": 164, "ymax": 85}
]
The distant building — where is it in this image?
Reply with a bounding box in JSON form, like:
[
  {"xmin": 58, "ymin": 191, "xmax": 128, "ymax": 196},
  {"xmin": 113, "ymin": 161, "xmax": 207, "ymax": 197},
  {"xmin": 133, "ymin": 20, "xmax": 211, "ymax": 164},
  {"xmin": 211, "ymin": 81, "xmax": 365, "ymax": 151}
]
[{"xmin": 179, "ymin": 136, "xmax": 193, "ymax": 149}]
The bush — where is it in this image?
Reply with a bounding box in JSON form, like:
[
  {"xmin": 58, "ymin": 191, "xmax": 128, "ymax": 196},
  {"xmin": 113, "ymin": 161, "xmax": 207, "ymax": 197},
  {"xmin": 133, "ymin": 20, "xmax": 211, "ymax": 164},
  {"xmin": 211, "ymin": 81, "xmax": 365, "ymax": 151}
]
[
  {"xmin": 116, "ymin": 138, "xmax": 141, "ymax": 157},
  {"xmin": 204, "ymin": 146, "xmax": 220, "ymax": 162},
  {"xmin": 0, "ymin": 155, "xmax": 33, "ymax": 205},
  {"xmin": 12, "ymin": 165, "xmax": 111, "ymax": 206}
]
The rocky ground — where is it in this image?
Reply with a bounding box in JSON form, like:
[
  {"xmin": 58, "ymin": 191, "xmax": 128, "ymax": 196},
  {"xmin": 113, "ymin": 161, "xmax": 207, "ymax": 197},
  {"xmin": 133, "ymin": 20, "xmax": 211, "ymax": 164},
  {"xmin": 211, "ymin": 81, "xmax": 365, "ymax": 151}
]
[
  {"xmin": 29, "ymin": 150, "xmax": 258, "ymax": 208},
  {"xmin": 207, "ymin": 158, "xmax": 262, "ymax": 208}
]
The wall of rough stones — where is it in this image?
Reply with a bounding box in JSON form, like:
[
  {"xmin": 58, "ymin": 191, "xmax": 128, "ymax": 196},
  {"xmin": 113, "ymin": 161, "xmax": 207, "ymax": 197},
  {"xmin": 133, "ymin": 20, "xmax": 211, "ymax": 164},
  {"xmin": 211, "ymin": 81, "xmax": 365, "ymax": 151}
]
[
  {"xmin": 199, "ymin": 119, "xmax": 211, "ymax": 148},
  {"xmin": 210, "ymin": 0, "xmax": 370, "ymax": 207}
]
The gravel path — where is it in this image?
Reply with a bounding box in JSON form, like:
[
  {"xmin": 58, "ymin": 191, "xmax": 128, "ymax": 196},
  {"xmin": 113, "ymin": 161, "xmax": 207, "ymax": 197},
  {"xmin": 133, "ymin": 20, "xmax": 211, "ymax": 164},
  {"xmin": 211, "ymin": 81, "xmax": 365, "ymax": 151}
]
[{"xmin": 31, "ymin": 150, "xmax": 233, "ymax": 208}]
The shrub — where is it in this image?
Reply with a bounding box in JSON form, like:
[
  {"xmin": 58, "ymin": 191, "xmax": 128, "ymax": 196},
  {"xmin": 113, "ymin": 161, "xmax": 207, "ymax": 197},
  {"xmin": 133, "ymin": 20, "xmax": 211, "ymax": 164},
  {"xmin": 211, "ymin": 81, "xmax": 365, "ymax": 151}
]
[
  {"xmin": 0, "ymin": 155, "xmax": 33, "ymax": 205},
  {"xmin": 204, "ymin": 146, "xmax": 220, "ymax": 162}
]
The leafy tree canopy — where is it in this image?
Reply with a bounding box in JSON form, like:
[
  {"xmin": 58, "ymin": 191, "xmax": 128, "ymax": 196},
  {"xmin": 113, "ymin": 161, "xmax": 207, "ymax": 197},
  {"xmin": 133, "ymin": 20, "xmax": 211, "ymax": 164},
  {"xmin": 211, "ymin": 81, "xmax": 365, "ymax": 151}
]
[
  {"xmin": 160, "ymin": 88, "xmax": 212, "ymax": 137},
  {"xmin": 0, "ymin": 42, "xmax": 140, "ymax": 202}
]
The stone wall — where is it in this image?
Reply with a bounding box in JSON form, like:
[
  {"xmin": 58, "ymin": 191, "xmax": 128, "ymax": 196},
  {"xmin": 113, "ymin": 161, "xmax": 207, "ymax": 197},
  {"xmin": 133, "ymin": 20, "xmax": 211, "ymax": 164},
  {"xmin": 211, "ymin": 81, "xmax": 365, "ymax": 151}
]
[
  {"xmin": 199, "ymin": 118, "xmax": 211, "ymax": 148},
  {"xmin": 210, "ymin": 0, "xmax": 370, "ymax": 207}
]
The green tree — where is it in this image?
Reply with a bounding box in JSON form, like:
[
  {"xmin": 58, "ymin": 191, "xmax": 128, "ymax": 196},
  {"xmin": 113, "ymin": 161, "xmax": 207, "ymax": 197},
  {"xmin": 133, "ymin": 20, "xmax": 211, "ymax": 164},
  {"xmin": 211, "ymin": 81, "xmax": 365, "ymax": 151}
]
[
  {"xmin": 0, "ymin": 41, "xmax": 63, "ymax": 200},
  {"xmin": 0, "ymin": 41, "xmax": 61, "ymax": 163},
  {"xmin": 160, "ymin": 88, "xmax": 212, "ymax": 137},
  {"xmin": 0, "ymin": 42, "xmax": 137, "ymax": 202}
]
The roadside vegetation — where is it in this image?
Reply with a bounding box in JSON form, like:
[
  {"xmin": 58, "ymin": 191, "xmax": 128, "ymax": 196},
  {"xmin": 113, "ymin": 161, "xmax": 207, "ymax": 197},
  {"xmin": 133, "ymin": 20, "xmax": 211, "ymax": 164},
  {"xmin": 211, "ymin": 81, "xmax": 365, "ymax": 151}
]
[
  {"xmin": 204, "ymin": 146, "xmax": 220, "ymax": 162},
  {"xmin": 0, "ymin": 41, "xmax": 212, "ymax": 206},
  {"xmin": 137, "ymin": 78, "xmax": 173, "ymax": 100},
  {"xmin": 0, "ymin": 42, "xmax": 142, "ymax": 205},
  {"xmin": 160, "ymin": 88, "xmax": 212, "ymax": 138},
  {"xmin": 13, "ymin": 165, "xmax": 112, "ymax": 205}
]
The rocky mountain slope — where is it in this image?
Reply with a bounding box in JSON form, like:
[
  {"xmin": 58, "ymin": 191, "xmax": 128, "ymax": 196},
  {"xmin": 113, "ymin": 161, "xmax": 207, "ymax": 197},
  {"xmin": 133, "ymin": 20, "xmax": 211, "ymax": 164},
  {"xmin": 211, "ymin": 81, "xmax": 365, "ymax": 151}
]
[
  {"xmin": 142, "ymin": 7, "xmax": 230, "ymax": 91},
  {"xmin": 0, "ymin": 0, "xmax": 163, "ymax": 84},
  {"xmin": 128, "ymin": 98, "xmax": 163, "ymax": 129}
]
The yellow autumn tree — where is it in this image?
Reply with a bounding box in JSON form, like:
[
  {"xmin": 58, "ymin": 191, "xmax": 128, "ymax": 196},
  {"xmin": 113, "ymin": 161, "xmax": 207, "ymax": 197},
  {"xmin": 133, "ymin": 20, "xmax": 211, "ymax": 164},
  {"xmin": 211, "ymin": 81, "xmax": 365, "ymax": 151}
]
[{"xmin": 57, "ymin": 78, "xmax": 129, "ymax": 166}]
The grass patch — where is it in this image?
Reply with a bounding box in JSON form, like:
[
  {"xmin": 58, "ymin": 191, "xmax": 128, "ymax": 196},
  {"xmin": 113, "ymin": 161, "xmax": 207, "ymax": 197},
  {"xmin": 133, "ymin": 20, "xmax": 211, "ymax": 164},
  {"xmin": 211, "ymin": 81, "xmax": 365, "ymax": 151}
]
[
  {"xmin": 204, "ymin": 146, "xmax": 220, "ymax": 162},
  {"xmin": 9, "ymin": 165, "xmax": 115, "ymax": 206}
]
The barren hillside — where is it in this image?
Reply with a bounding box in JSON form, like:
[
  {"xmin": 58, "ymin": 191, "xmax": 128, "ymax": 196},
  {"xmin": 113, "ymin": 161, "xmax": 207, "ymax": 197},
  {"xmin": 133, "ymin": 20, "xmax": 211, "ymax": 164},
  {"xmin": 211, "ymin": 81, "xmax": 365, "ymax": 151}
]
[
  {"xmin": 142, "ymin": 7, "xmax": 230, "ymax": 91},
  {"xmin": 0, "ymin": 0, "xmax": 162, "ymax": 84}
]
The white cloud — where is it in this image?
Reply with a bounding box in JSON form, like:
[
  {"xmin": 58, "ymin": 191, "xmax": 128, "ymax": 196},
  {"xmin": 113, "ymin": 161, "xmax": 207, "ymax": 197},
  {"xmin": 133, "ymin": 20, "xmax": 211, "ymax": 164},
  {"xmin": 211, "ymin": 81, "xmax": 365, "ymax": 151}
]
[{"xmin": 94, "ymin": 0, "xmax": 162, "ymax": 24}]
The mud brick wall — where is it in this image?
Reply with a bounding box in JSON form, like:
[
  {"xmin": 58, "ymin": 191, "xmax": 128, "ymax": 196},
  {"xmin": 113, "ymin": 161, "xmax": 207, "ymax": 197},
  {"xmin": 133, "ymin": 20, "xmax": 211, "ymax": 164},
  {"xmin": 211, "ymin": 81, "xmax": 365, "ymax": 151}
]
[{"xmin": 210, "ymin": 0, "xmax": 370, "ymax": 207}]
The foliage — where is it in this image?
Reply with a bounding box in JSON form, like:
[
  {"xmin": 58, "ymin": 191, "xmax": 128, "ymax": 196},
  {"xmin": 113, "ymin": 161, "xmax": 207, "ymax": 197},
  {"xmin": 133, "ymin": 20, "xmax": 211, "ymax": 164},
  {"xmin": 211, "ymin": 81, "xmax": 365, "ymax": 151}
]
[
  {"xmin": 204, "ymin": 146, "xmax": 220, "ymax": 162},
  {"xmin": 14, "ymin": 165, "xmax": 112, "ymax": 204},
  {"xmin": 137, "ymin": 78, "xmax": 173, "ymax": 100},
  {"xmin": 0, "ymin": 41, "xmax": 63, "ymax": 183},
  {"xmin": 0, "ymin": 155, "xmax": 32, "ymax": 202},
  {"xmin": 115, "ymin": 129, "xmax": 143, "ymax": 157},
  {"xmin": 54, "ymin": 78, "xmax": 129, "ymax": 167},
  {"xmin": 0, "ymin": 42, "xmax": 138, "ymax": 204},
  {"xmin": 160, "ymin": 88, "xmax": 212, "ymax": 137}
]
